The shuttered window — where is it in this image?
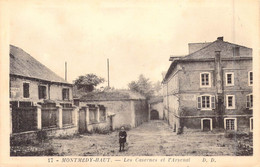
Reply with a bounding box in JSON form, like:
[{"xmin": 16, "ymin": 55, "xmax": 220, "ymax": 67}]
[{"xmin": 197, "ymin": 95, "xmax": 215, "ymax": 110}]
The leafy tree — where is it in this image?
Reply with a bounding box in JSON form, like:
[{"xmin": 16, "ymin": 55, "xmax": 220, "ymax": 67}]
[
  {"xmin": 73, "ymin": 74, "xmax": 105, "ymax": 92},
  {"xmin": 128, "ymin": 74, "xmax": 154, "ymax": 99}
]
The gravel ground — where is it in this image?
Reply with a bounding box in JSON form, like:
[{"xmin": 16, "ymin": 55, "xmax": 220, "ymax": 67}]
[{"xmin": 48, "ymin": 120, "xmax": 246, "ymax": 156}]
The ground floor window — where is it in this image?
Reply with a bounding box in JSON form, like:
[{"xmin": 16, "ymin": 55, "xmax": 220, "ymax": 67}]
[
  {"xmin": 250, "ymin": 117, "xmax": 253, "ymax": 132},
  {"xmin": 224, "ymin": 118, "xmax": 237, "ymax": 131}
]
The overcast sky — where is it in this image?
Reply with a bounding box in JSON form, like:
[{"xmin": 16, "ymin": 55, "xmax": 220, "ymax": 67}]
[{"xmin": 8, "ymin": 0, "xmax": 258, "ymax": 89}]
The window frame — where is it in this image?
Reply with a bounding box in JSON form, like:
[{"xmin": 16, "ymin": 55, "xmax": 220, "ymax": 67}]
[
  {"xmin": 200, "ymin": 72, "xmax": 211, "ymax": 88},
  {"xmin": 38, "ymin": 85, "xmax": 47, "ymax": 100},
  {"xmin": 226, "ymin": 95, "xmax": 235, "ymax": 109},
  {"xmin": 246, "ymin": 93, "xmax": 253, "ymax": 110},
  {"xmin": 250, "ymin": 117, "xmax": 253, "ymax": 132},
  {"xmin": 23, "ymin": 82, "xmax": 30, "ymax": 98},
  {"xmin": 248, "ymin": 71, "xmax": 253, "ymax": 86},
  {"xmin": 197, "ymin": 94, "xmax": 215, "ymax": 110},
  {"xmin": 62, "ymin": 88, "xmax": 70, "ymax": 101},
  {"xmin": 224, "ymin": 118, "xmax": 237, "ymax": 131},
  {"xmin": 225, "ymin": 72, "xmax": 234, "ymax": 86}
]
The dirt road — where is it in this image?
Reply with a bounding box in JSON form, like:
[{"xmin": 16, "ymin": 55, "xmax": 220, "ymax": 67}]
[{"xmin": 50, "ymin": 120, "xmax": 240, "ymax": 156}]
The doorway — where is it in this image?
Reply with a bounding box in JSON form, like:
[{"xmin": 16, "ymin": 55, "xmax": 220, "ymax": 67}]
[
  {"xmin": 150, "ymin": 110, "xmax": 159, "ymax": 120},
  {"xmin": 201, "ymin": 118, "xmax": 212, "ymax": 131}
]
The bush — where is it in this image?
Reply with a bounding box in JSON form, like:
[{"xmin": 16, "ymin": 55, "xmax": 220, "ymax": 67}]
[
  {"xmin": 224, "ymin": 131, "xmax": 247, "ymax": 139},
  {"xmin": 89, "ymin": 126, "xmax": 111, "ymax": 134}
]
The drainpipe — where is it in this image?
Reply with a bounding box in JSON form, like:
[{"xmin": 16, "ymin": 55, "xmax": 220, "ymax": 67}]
[{"xmin": 215, "ymin": 51, "xmax": 224, "ymax": 128}]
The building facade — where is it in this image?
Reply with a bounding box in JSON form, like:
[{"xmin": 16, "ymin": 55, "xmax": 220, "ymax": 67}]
[
  {"xmin": 76, "ymin": 90, "xmax": 148, "ymax": 132},
  {"xmin": 162, "ymin": 37, "xmax": 253, "ymax": 133},
  {"xmin": 10, "ymin": 45, "xmax": 78, "ymax": 141}
]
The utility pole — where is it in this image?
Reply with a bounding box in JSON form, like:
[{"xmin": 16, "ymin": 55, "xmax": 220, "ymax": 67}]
[
  {"xmin": 107, "ymin": 58, "xmax": 110, "ymax": 88},
  {"xmin": 65, "ymin": 61, "xmax": 67, "ymax": 81}
]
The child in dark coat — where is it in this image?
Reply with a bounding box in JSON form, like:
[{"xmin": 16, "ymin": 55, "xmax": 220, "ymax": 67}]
[{"xmin": 119, "ymin": 127, "xmax": 127, "ymax": 152}]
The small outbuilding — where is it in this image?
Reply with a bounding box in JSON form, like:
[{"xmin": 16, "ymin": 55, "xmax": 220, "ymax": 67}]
[{"xmin": 75, "ymin": 90, "xmax": 148, "ymax": 132}]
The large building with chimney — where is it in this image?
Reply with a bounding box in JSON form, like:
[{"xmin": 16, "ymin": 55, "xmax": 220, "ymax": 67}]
[{"xmin": 162, "ymin": 37, "xmax": 253, "ymax": 133}]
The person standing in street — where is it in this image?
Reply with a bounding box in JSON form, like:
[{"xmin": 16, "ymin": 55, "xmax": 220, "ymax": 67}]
[{"xmin": 119, "ymin": 126, "xmax": 127, "ymax": 152}]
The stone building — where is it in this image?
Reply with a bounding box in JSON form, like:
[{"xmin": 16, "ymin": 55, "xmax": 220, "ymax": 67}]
[
  {"xmin": 10, "ymin": 45, "xmax": 78, "ymax": 141},
  {"xmin": 162, "ymin": 37, "xmax": 253, "ymax": 133},
  {"xmin": 75, "ymin": 90, "xmax": 148, "ymax": 132}
]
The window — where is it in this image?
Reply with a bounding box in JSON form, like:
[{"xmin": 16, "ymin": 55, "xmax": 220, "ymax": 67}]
[
  {"xmin": 224, "ymin": 118, "xmax": 237, "ymax": 130},
  {"xmin": 246, "ymin": 94, "xmax": 253, "ymax": 109},
  {"xmin": 200, "ymin": 72, "xmax": 211, "ymax": 87},
  {"xmin": 226, "ymin": 95, "xmax": 235, "ymax": 109},
  {"xmin": 23, "ymin": 83, "xmax": 30, "ymax": 98},
  {"xmin": 225, "ymin": 72, "xmax": 234, "ymax": 86},
  {"xmin": 250, "ymin": 117, "xmax": 253, "ymax": 132},
  {"xmin": 38, "ymin": 85, "xmax": 47, "ymax": 99},
  {"xmin": 197, "ymin": 95, "xmax": 215, "ymax": 110},
  {"xmin": 248, "ymin": 71, "xmax": 253, "ymax": 86},
  {"xmin": 62, "ymin": 88, "xmax": 70, "ymax": 101}
]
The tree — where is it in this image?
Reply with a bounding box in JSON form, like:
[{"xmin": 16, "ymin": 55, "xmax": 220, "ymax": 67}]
[
  {"xmin": 73, "ymin": 74, "xmax": 105, "ymax": 92},
  {"xmin": 128, "ymin": 74, "xmax": 154, "ymax": 99}
]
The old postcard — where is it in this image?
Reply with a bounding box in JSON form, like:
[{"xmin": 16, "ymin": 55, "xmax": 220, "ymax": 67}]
[{"xmin": 0, "ymin": 0, "xmax": 259, "ymax": 166}]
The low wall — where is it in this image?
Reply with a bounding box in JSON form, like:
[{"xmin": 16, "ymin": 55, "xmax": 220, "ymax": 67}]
[{"xmin": 10, "ymin": 126, "xmax": 78, "ymax": 145}]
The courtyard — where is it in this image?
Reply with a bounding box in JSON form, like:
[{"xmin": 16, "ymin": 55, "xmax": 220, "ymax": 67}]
[{"xmin": 11, "ymin": 120, "xmax": 253, "ymax": 156}]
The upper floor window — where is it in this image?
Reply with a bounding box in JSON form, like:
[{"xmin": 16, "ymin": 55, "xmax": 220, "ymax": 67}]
[
  {"xmin": 197, "ymin": 95, "xmax": 215, "ymax": 110},
  {"xmin": 38, "ymin": 85, "xmax": 47, "ymax": 99},
  {"xmin": 248, "ymin": 71, "xmax": 253, "ymax": 86},
  {"xmin": 246, "ymin": 93, "xmax": 253, "ymax": 109},
  {"xmin": 23, "ymin": 82, "xmax": 30, "ymax": 98},
  {"xmin": 225, "ymin": 72, "xmax": 234, "ymax": 86},
  {"xmin": 62, "ymin": 88, "xmax": 70, "ymax": 101},
  {"xmin": 200, "ymin": 72, "xmax": 211, "ymax": 87},
  {"xmin": 226, "ymin": 95, "xmax": 235, "ymax": 109}
]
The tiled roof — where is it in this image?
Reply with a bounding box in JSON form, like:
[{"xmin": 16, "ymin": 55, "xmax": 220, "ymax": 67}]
[
  {"xmin": 79, "ymin": 90, "xmax": 146, "ymax": 101},
  {"xmin": 10, "ymin": 45, "xmax": 70, "ymax": 84},
  {"xmin": 163, "ymin": 38, "xmax": 252, "ymax": 82}
]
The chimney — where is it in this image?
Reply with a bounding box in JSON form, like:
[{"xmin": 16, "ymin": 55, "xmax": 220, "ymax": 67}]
[
  {"xmin": 215, "ymin": 51, "xmax": 223, "ymax": 93},
  {"xmin": 217, "ymin": 37, "xmax": 223, "ymax": 41}
]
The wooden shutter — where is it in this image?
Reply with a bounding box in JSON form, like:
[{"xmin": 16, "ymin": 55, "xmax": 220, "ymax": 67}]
[
  {"xmin": 197, "ymin": 96, "xmax": 201, "ymax": 109},
  {"xmin": 211, "ymin": 96, "xmax": 215, "ymax": 109}
]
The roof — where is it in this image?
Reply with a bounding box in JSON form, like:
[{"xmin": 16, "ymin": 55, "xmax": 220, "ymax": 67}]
[
  {"xmin": 79, "ymin": 90, "xmax": 146, "ymax": 101},
  {"xmin": 10, "ymin": 45, "xmax": 70, "ymax": 85},
  {"xmin": 163, "ymin": 38, "xmax": 252, "ymax": 82},
  {"xmin": 148, "ymin": 96, "xmax": 163, "ymax": 104}
]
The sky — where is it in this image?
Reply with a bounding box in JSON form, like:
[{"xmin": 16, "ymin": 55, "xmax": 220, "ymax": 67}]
[{"xmin": 8, "ymin": 0, "xmax": 258, "ymax": 89}]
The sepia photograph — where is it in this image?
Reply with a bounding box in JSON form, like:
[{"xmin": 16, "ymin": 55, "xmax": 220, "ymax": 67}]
[{"xmin": 0, "ymin": 0, "xmax": 259, "ymax": 166}]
